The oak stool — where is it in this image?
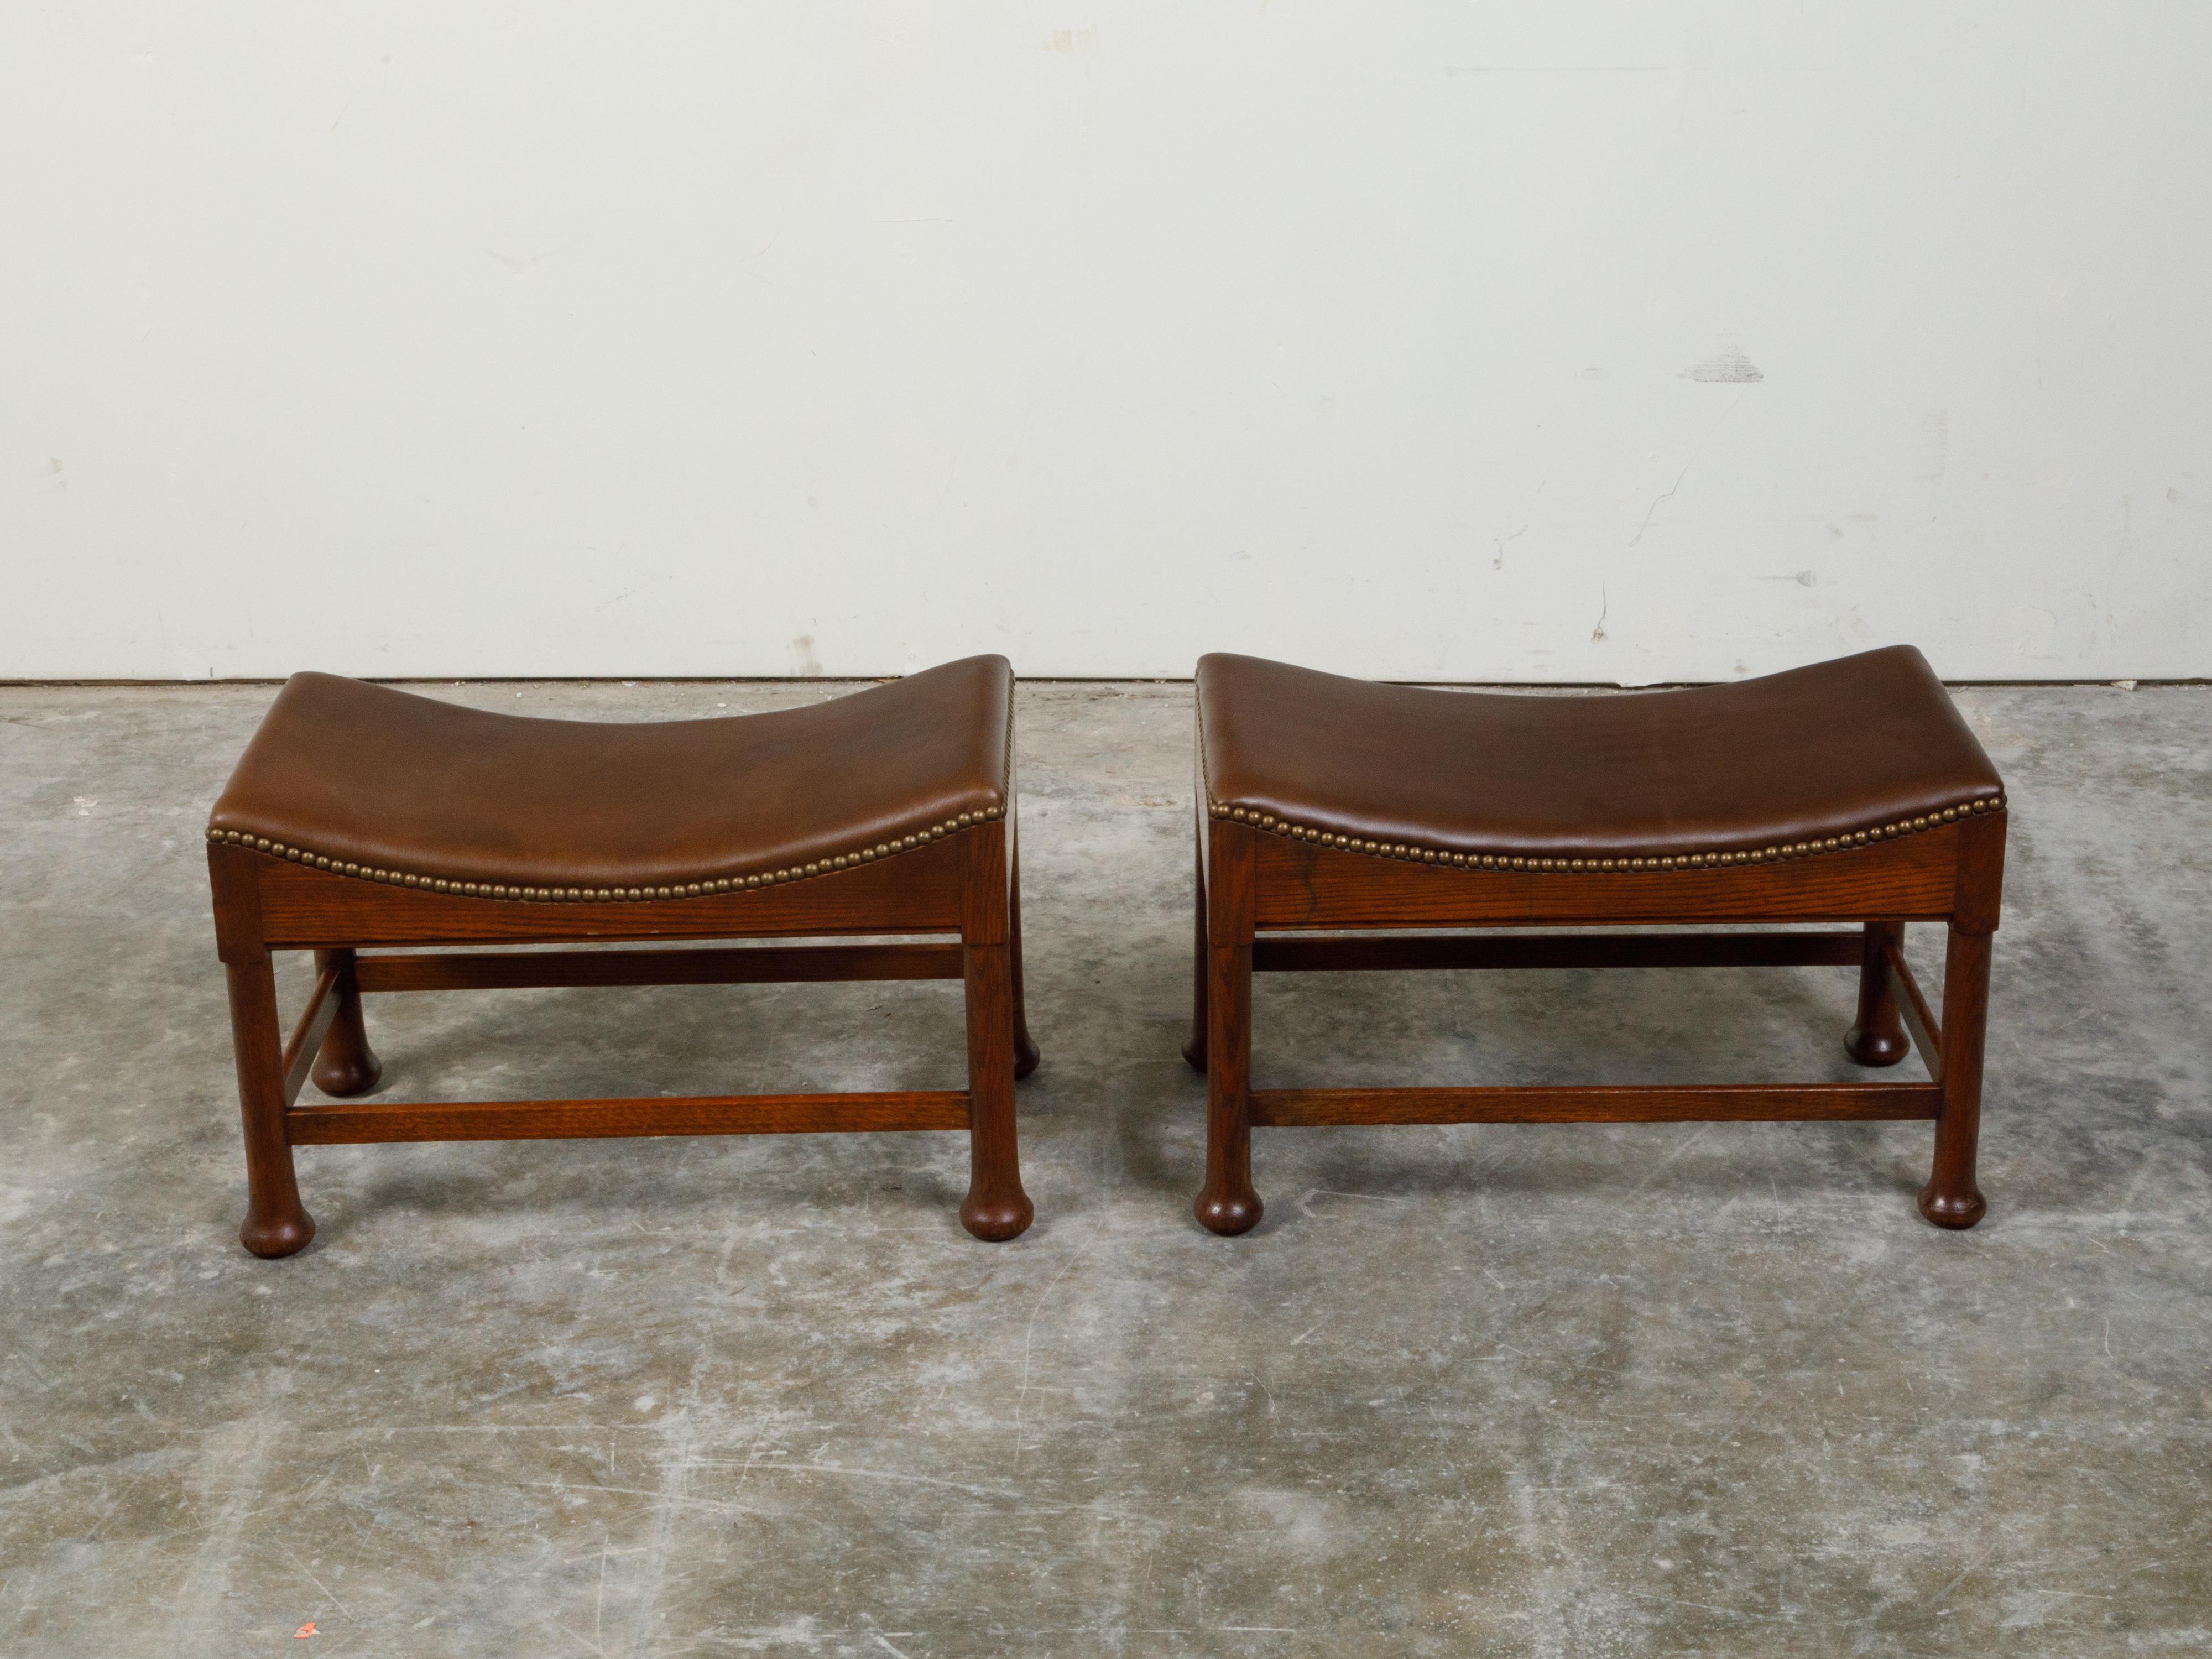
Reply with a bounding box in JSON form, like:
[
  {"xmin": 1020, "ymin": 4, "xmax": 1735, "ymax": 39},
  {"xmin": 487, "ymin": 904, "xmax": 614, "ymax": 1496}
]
[
  {"xmin": 206, "ymin": 657, "xmax": 1038, "ymax": 1254},
  {"xmin": 1183, "ymin": 647, "xmax": 2007, "ymax": 1234}
]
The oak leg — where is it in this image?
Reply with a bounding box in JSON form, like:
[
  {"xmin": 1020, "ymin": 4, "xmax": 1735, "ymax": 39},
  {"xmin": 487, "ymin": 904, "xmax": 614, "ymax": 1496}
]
[
  {"xmin": 1195, "ymin": 935, "xmax": 1260, "ymax": 1233},
  {"xmin": 225, "ymin": 953, "xmax": 316, "ymax": 1258},
  {"xmin": 1009, "ymin": 843, "xmax": 1040, "ymax": 1081},
  {"xmin": 1919, "ymin": 925, "xmax": 1991, "ymax": 1229},
  {"xmin": 1844, "ymin": 921, "xmax": 1910, "ymax": 1066},
  {"xmin": 1181, "ymin": 833, "xmax": 1209, "ymax": 1072},
  {"xmin": 1194, "ymin": 821, "xmax": 1259, "ymax": 1233},
  {"xmin": 310, "ymin": 947, "xmax": 383, "ymax": 1097},
  {"xmin": 961, "ymin": 940, "xmax": 1034, "ymax": 1241}
]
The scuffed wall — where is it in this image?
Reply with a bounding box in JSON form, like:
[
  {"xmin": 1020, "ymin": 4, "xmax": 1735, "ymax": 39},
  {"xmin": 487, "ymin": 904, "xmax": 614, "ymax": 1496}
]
[{"xmin": 3, "ymin": 3, "xmax": 2206, "ymax": 681}]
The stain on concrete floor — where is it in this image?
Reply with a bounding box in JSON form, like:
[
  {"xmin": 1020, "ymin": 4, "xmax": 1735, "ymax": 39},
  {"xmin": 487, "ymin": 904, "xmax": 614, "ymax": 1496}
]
[{"xmin": 1, "ymin": 679, "xmax": 2206, "ymax": 1655}]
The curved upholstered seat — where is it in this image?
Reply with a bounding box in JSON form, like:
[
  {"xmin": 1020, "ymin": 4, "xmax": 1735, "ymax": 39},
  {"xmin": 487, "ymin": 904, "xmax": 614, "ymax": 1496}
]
[
  {"xmin": 207, "ymin": 656, "xmax": 1013, "ymax": 900},
  {"xmin": 1195, "ymin": 646, "xmax": 2005, "ymax": 870}
]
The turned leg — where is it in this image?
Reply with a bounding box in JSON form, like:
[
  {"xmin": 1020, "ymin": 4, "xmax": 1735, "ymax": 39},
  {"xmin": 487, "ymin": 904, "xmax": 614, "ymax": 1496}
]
[
  {"xmin": 224, "ymin": 952, "xmax": 316, "ymax": 1258},
  {"xmin": 1009, "ymin": 842, "xmax": 1040, "ymax": 1081},
  {"xmin": 1844, "ymin": 920, "xmax": 1910, "ymax": 1066},
  {"xmin": 310, "ymin": 947, "xmax": 382, "ymax": 1097},
  {"xmin": 961, "ymin": 939, "xmax": 1034, "ymax": 1240},
  {"xmin": 1181, "ymin": 830, "xmax": 1209, "ymax": 1072},
  {"xmin": 958, "ymin": 816, "xmax": 1032, "ymax": 1240},
  {"xmin": 1919, "ymin": 925, "xmax": 1992, "ymax": 1229},
  {"xmin": 1194, "ymin": 820, "xmax": 1259, "ymax": 1233}
]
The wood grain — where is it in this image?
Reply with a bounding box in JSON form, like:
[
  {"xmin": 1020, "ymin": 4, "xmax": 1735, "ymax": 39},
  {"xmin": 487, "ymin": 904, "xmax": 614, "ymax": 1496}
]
[
  {"xmin": 1252, "ymin": 826, "xmax": 1963, "ymax": 929},
  {"xmin": 1922, "ymin": 921, "xmax": 1995, "ymax": 1228},
  {"xmin": 1195, "ymin": 818, "xmax": 1262, "ymax": 1234},
  {"xmin": 1253, "ymin": 930, "xmax": 1863, "ymax": 974},
  {"xmin": 1882, "ymin": 940, "xmax": 1944, "ymax": 1083},
  {"xmin": 253, "ymin": 839, "xmax": 966, "ymax": 949},
  {"xmin": 211, "ymin": 841, "xmax": 316, "ymax": 1256},
  {"xmin": 279, "ymin": 964, "xmax": 340, "ymax": 1109},
  {"xmin": 353, "ymin": 942, "xmax": 962, "ymax": 993},
  {"xmin": 956, "ymin": 817, "xmax": 1033, "ymax": 1239},
  {"xmin": 1250, "ymin": 1083, "xmax": 1943, "ymax": 1126},
  {"xmin": 286, "ymin": 1090, "xmax": 971, "ymax": 1144}
]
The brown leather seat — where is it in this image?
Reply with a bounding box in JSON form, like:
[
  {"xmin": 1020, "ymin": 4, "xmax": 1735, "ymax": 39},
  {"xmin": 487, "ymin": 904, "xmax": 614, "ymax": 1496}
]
[
  {"xmin": 1196, "ymin": 646, "xmax": 2005, "ymax": 867},
  {"xmin": 208, "ymin": 656, "xmax": 1013, "ymax": 897}
]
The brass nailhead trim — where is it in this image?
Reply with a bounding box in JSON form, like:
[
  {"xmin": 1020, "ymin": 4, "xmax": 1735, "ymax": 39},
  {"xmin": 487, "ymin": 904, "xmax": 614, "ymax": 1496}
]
[
  {"xmin": 1203, "ymin": 792, "xmax": 2005, "ymax": 871},
  {"xmin": 203, "ymin": 801, "xmax": 1009, "ymax": 901}
]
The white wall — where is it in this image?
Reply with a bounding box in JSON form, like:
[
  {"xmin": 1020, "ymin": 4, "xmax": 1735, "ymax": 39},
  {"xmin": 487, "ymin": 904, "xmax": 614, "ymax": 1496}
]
[{"xmin": 4, "ymin": 3, "xmax": 2208, "ymax": 683}]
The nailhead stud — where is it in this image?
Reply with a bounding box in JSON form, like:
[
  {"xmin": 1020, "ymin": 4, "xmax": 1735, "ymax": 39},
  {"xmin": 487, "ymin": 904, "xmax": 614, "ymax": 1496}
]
[{"xmin": 253, "ymin": 770, "xmax": 1997, "ymax": 905}]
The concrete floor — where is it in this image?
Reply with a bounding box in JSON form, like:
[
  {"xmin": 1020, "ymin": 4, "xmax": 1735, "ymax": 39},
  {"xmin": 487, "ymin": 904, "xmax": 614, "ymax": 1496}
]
[{"xmin": 1, "ymin": 677, "xmax": 2206, "ymax": 1657}]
